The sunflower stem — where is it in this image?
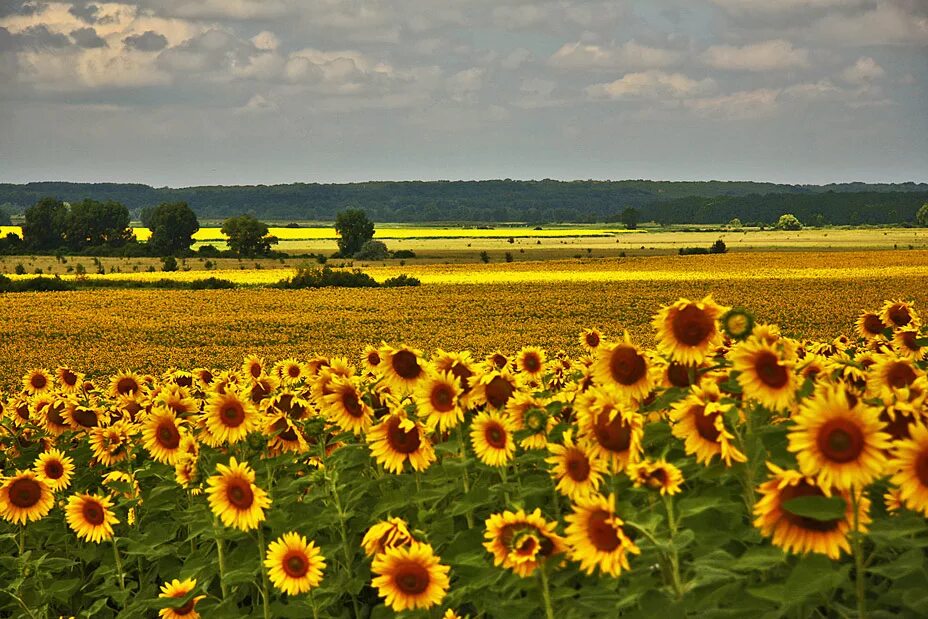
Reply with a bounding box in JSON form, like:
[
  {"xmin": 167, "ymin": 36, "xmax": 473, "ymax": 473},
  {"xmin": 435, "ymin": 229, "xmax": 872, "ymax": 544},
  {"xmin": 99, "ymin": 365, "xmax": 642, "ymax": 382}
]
[
  {"xmin": 662, "ymin": 495, "xmax": 685, "ymax": 601},
  {"xmin": 18, "ymin": 525, "xmax": 25, "ymax": 555},
  {"xmin": 457, "ymin": 425, "xmax": 475, "ymax": 528},
  {"xmin": 322, "ymin": 438, "xmax": 361, "ymax": 619},
  {"xmin": 851, "ymin": 489, "xmax": 867, "ymax": 619},
  {"xmin": 539, "ymin": 563, "xmax": 556, "ymax": 619},
  {"xmin": 256, "ymin": 526, "xmax": 272, "ymax": 619},
  {"xmin": 310, "ymin": 587, "xmax": 320, "ymax": 619},
  {"xmin": 499, "ymin": 467, "xmax": 511, "ymax": 506},
  {"xmin": 214, "ymin": 519, "xmax": 229, "ymax": 599},
  {"xmin": 111, "ymin": 538, "xmax": 127, "ymax": 601}
]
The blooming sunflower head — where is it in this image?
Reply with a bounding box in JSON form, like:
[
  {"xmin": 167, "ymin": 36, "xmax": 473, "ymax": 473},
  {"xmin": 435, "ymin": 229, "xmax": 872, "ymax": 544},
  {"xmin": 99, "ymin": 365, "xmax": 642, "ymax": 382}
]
[
  {"xmin": 264, "ymin": 532, "xmax": 326, "ymax": 596},
  {"xmin": 652, "ymin": 295, "xmax": 728, "ymax": 365},
  {"xmin": 65, "ymin": 493, "xmax": 119, "ymax": 543},
  {"xmin": 158, "ymin": 578, "xmax": 205, "ymax": 619},
  {"xmin": 415, "ymin": 371, "xmax": 463, "ymax": 432},
  {"xmin": 470, "ymin": 410, "xmax": 517, "ymax": 468},
  {"xmin": 591, "ymin": 333, "xmax": 655, "ymax": 402},
  {"xmin": 34, "ymin": 449, "xmax": 75, "ymax": 492},
  {"xmin": 362, "ymin": 517, "xmax": 415, "ymax": 557},
  {"xmin": 0, "ymin": 471, "xmax": 55, "ymax": 524},
  {"xmin": 371, "ymin": 542, "xmax": 450, "ymax": 613},
  {"xmin": 564, "ymin": 493, "xmax": 640, "ymax": 577},
  {"xmin": 483, "ymin": 508, "xmax": 567, "ymax": 577},
  {"xmin": 205, "ymin": 457, "xmax": 271, "ymax": 531},
  {"xmin": 367, "ymin": 413, "xmax": 436, "ymax": 474}
]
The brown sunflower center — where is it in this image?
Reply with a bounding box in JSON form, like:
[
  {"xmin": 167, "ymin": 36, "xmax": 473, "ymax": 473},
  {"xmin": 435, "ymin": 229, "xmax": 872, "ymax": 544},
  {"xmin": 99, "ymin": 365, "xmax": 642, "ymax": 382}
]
[
  {"xmin": 82, "ymin": 499, "xmax": 106, "ymax": 526},
  {"xmin": 226, "ymin": 479, "xmax": 255, "ymax": 509},
  {"xmin": 9, "ymin": 478, "xmax": 41, "ymax": 508},
  {"xmin": 283, "ymin": 551, "xmax": 310, "ymax": 578},
  {"xmin": 886, "ymin": 362, "xmax": 917, "ymax": 389},
  {"xmin": 15, "ymin": 403, "xmax": 30, "ymax": 421},
  {"xmin": 887, "ymin": 305, "xmax": 911, "ymax": 327},
  {"xmin": 755, "ymin": 352, "xmax": 789, "ymax": 389},
  {"xmin": 72, "ymin": 407, "xmax": 98, "ymax": 428},
  {"xmin": 585, "ymin": 332, "xmax": 601, "ymax": 348},
  {"xmin": 593, "ymin": 410, "xmax": 632, "ymax": 452},
  {"xmin": 915, "ymin": 451, "xmax": 928, "ymax": 488},
  {"xmin": 587, "ymin": 510, "xmax": 622, "ymax": 552},
  {"xmin": 862, "ymin": 314, "xmax": 884, "ymax": 336},
  {"xmin": 671, "ymin": 304, "xmax": 715, "ymax": 347},
  {"xmin": 779, "ymin": 482, "xmax": 842, "ymax": 532},
  {"xmin": 693, "ymin": 407, "xmax": 721, "ymax": 442},
  {"xmin": 47, "ymin": 403, "xmax": 67, "ymax": 427},
  {"xmin": 485, "ymin": 376, "xmax": 515, "ymax": 409},
  {"xmin": 62, "ymin": 369, "xmax": 78, "ymax": 386},
  {"xmin": 565, "ymin": 450, "xmax": 591, "ymax": 482},
  {"xmin": 666, "ymin": 363, "xmax": 693, "ymax": 388},
  {"xmin": 44, "ymin": 460, "xmax": 64, "ymax": 480},
  {"xmin": 484, "ymin": 423, "xmax": 508, "ymax": 449},
  {"xmin": 367, "ymin": 351, "xmax": 382, "ymax": 366},
  {"xmin": 817, "ymin": 418, "xmax": 865, "ymax": 463},
  {"xmin": 647, "ymin": 468, "xmax": 669, "ymax": 489},
  {"xmin": 522, "ymin": 353, "xmax": 542, "ymax": 374},
  {"xmin": 391, "ymin": 351, "xmax": 422, "ymax": 380},
  {"xmin": 221, "ymin": 401, "xmax": 246, "ymax": 427},
  {"xmin": 385, "ymin": 417, "xmax": 422, "ymax": 454},
  {"xmin": 394, "ymin": 561, "xmax": 430, "ymax": 595},
  {"xmin": 173, "ymin": 597, "xmax": 196, "ymax": 615},
  {"xmin": 430, "ymin": 384, "xmax": 455, "ymax": 412},
  {"xmin": 157, "ymin": 421, "xmax": 181, "ymax": 449},
  {"xmin": 116, "ymin": 377, "xmax": 138, "ymax": 395},
  {"xmin": 342, "ymin": 391, "xmax": 364, "ymax": 417},
  {"xmin": 249, "ymin": 363, "xmax": 262, "ymax": 378},
  {"xmin": 288, "ymin": 365, "xmax": 301, "ymax": 378},
  {"xmin": 880, "ymin": 411, "xmax": 912, "ymax": 442},
  {"xmin": 899, "ymin": 330, "xmax": 919, "ymax": 351},
  {"xmin": 608, "ymin": 346, "xmax": 647, "ymax": 386},
  {"xmin": 450, "ymin": 364, "xmax": 474, "ymax": 391},
  {"xmin": 31, "ymin": 373, "xmax": 48, "ymax": 390}
]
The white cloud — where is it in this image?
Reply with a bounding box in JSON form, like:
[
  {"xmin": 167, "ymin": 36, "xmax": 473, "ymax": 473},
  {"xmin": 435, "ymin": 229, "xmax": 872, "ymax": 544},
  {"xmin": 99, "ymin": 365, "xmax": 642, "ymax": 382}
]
[
  {"xmin": 586, "ymin": 70, "xmax": 716, "ymax": 100},
  {"xmin": 701, "ymin": 39, "xmax": 809, "ymax": 71},
  {"xmin": 840, "ymin": 56, "xmax": 885, "ymax": 83},
  {"xmin": 251, "ymin": 30, "xmax": 279, "ymax": 51},
  {"xmin": 500, "ymin": 47, "xmax": 532, "ymax": 70},
  {"xmin": 549, "ymin": 40, "xmax": 682, "ymax": 71},
  {"xmin": 683, "ymin": 88, "xmax": 780, "ymax": 119},
  {"xmin": 711, "ymin": 0, "xmax": 868, "ymax": 14},
  {"xmin": 811, "ymin": 3, "xmax": 928, "ymax": 45},
  {"xmin": 447, "ymin": 67, "xmax": 485, "ymax": 101}
]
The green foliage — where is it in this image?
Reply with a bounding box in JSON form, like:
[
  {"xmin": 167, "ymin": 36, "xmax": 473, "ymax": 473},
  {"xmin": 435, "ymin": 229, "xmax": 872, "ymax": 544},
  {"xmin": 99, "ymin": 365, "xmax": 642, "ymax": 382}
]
[
  {"xmin": 147, "ymin": 202, "xmax": 200, "ymax": 255},
  {"xmin": 22, "ymin": 197, "xmax": 69, "ymax": 250},
  {"xmin": 334, "ymin": 209, "xmax": 375, "ymax": 256},
  {"xmin": 221, "ymin": 215, "xmax": 278, "ymax": 257},
  {"xmin": 0, "ymin": 204, "xmax": 11, "ymax": 226},
  {"xmin": 917, "ymin": 203, "xmax": 928, "ymax": 227},
  {"xmin": 479, "ymin": 251, "xmax": 490, "ymax": 263},
  {"xmin": 622, "ymin": 207, "xmax": 640, "ymax": 230},
  {"xmin": 161, "ymin": 255, "xmax": 178, "ymax": 272},
  {"xmin": 276, "ymin": 266, "xmax": 420, "ymax": 289},
  {"xmin": 353, "ymin": 239, "xmax": 389, "ymax": 260},
  {"xmin": 777, "ymin": 214, "xmax": 803, "ymax": 231},
  {"xmin": 64, "ymin": 199, "xmax": 134, "ymax": 250},
  {"xmin": 727, "ymin": 218, "xmax": 742, "ymax": 229},
  {"xmin": 381, "ymin": 274, "xmax": 420, "ymax": 287},
  {"xmin": 391, "ymin": 249, "xmax": 416, "ymax": 259}
]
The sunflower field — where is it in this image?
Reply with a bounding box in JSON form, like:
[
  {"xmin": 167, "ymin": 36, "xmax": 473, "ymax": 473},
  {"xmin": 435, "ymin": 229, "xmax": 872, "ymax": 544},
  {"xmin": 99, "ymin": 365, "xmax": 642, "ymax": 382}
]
[{"xmin": 2, "ymin": 296, "xmax": 928, "ymax": 618}]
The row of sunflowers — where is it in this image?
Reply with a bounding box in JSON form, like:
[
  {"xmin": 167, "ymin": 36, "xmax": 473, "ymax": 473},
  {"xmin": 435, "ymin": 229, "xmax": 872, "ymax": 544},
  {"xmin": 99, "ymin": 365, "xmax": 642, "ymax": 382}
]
[{"xmin": 1, "ymin": 297, "xmax": 927, "ymax": 618}]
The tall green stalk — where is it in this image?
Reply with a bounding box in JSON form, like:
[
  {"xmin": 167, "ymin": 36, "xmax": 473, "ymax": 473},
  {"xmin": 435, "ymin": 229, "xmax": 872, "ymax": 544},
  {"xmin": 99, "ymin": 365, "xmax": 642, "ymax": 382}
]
[{"xmin": 256, "ymin": 527, "xmax": 271, "ymax": 619}]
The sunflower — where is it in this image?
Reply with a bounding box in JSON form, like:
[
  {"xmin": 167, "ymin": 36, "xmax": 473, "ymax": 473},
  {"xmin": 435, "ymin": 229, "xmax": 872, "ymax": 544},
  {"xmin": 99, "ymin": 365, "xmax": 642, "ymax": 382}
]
[
  {"xmin": 470, "ymin": 368, "xmax": 519, "ymax": 410},
  {"xmin": 242, "ymin": 354, "xmax": 267, "ymax": 380},
  {"xmin": 38, "ymin": 396, "xmax": 71, "ymax": 436},
  {"xmin": 856, "ymin": 311, "xmax": 887, "ymax": 340},
  {"xmin": 415, "ymin": 371, "xmax": 464, "ymax": 432},
  {"xmin": 788, "ymin": 383, "xmax": 889, "ymax": 492},
  {"xmin": 720, "ymin": 308, "xmax": 755, "ymax": 341},
  {"xmin": 564, "ymin": 493, "xmax": 640, "ymax": 577},
  {"xmin": 579, "ymin": 328, "xmax": 603, "ymax": 353},
  {"xmin": 266, "ymin": 414, "xmax": 310, "ymax": 455},
  {"xmin": 247, "ymin": 374, "xmax": 279, "ymax": 405},
  {"xmin": 89, "ymin": 421, "xmax": 135, "ymax": 467},
  {"xmin": 274, "ymin": 358, "xmax": 308, "ymax": 385},
  {"xmin": 670, "ymin": 381, "xmax": 746, "ymax": 466},
  {"xmin": 753, "ymin": 463, "xmax": 870, "ymax": 560},
  {"xmin": 470, "ymin": 411, "xmax": 516, "ymax": 467},
  {"xmin": 377, "ymin": 344, "xmax": 427, "ymax": 393},
  {"xmin": 63, "ymin": 403, "xmax": 106, "ymax": 431},
  {"xmin": 174, "ymin": 456, "xmax": 200, "ymax": 494},
  {"xmin": 371, "ymin": 543, "xmax": 450, "ymax": 612},
  {"xmin": 65, "ymin": 493, "xmax": 118, "ymax": 543},
  {"xmin": 34, "ymin": 449, "xmax": 75, "ymax": 492},
  {"xmin": 367, "ymin": 413, "xmax": 436, "ymax": 474},
  {"xmin": 887, "ymin": 423, "xmax": 928, "ymax": 516},
  {"xmin": 362, "ymin": 345, "xmax": 383, "ymax": 374},
  {"xmin": 575, "ymin": 388, "xmax": 644, "ymax": 472},
  {"xmin": 23, "ymin": 368, "xmax": 53, "ymax": 395},
  {"xmin": 322, "ymin": 376, "xmax": 374, "ymax": 435},
  {"xmin": 0, "ymin": 471, "xmax": 55, "ymax": 524},
  {"xmin": 591, "ymin": 333, "xmax": 655, "ymax": 402},
  {"xmin": 155, "ymin": 386, "xmax": 198, "ymax": 418},
  {"xmin": 630, "ymin": 460, "xmax": 684, "ymax": 495},
  {"xmin": 109, "ymin": 370, "xmax": 143, "ymax": 398},
  {"xmin": 652, "ymin": 295, "xmax": 728, "ymax": 365},
  {"xmin": 56, "ymin": 367, "xmax": 84, "ymax": 393},
  {"xmin": 515, "ymin": 346, "xmax": 546, "ymax": 378},
  {"xmin": 158, "ymin": 578, "xmax": 205, "ymax": 619},
  {"xmin": 880, "ymin": 299, "xmax": 920, "ymax": 330},
  {"xmin": 142, "ymin": 408, "xmax": 186, "ymax": 465},
  {"xmin": 546, "ymin": 430, "xmax": 607, "ymax": 500},
  {"xmin": 866, "ymin": 354, "xmax": 921, "ymax": 399},
  {"xmin": 264, "ymin": 532, "xmax": 326, "ymax": 595},
  {"xmin": 506, "ymin": 393, "xmax": 554, "ymax": 449},
  {"xmin": 483, "ymin": 508, "xmax": 567, "ymax": 577},
  {"xmin": 362, "ymin": 517, "xmax": 415, "ymax": 557},
  {"xmin": 206, "ymin": 457, "xmax": 271, "ymax": 531},
  {"xmin": 193, "ymin": 368, "xmax": 215, "ymax": 390},
  {"xmin": 7, "ymin": 396, "xmax": 31, "ymax": 426},
  {"xmin": 431, "ymin": 350, "xmax": 478, "ymax": 406},
  {"xmin": 893, "ymin": 327, "xmax": 928, "ymax": 361},
  {"xmin": 204, "ymin": 390, "xmax": 259, "ymax": 445},
  {"xmin": 730, "ymin": 338, "xmax": 798, "ymax": 412}
]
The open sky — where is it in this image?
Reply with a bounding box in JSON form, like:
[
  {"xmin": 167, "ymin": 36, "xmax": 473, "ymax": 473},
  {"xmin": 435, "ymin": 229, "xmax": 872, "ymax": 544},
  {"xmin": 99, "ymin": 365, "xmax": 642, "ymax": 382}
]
[{"xmin": 0, "ymin": 1, "xmax": 926, "ymax": 186}]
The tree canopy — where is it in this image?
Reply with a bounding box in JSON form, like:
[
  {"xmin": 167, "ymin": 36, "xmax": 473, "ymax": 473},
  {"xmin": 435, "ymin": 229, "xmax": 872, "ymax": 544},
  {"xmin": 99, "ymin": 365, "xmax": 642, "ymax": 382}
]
[
  {"xmin": 64, "ymin": 199, "xmax": 133, "ymax": 249},
  {"xmin": 22, "ymin": 197, "xmax": 69, "ymax": 250},
  {"xmin": 221, "ymin": 215, "xmax": 278, "ymax": 257},
  {"xmin": 334, "ymin": 209, "xmax": 375, "ymax": 256},
  {"xmin": 917, "ymin": 203, "xmax": 928, "ymax": 227},
  {"xmin": 147, "ymin": 202, "xmax": 200, "ymax": 256}
]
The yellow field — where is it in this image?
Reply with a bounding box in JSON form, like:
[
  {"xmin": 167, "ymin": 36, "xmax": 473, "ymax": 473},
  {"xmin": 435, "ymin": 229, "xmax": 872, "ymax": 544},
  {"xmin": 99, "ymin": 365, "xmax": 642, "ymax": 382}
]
[{"xmin": 1, "ymin": 249, "xmax": 925, "ymax": 387}]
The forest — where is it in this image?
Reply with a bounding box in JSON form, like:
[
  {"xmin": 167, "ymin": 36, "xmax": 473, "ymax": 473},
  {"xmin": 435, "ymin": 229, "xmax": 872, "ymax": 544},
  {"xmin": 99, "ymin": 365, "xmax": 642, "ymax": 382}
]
[{"xmin": 0, "ymin": 180, "xmax": 925, "ymax": 224}]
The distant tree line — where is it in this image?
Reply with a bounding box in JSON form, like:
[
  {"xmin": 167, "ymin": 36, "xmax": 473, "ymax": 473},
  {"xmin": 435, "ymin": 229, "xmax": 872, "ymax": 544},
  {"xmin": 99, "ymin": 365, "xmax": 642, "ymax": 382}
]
[{"xmin": 0, "ymin": 180, "xmax": 925, "ymax": 224}]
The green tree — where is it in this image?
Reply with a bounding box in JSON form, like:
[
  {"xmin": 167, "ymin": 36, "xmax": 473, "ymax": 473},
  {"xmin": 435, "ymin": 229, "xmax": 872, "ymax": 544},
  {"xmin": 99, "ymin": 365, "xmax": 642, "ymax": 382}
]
[
  {"xmin": 0, "ymin": 205, "xmax": 11, "ymax": 226},
  {"xmin": 65, "ymin": 199, "xmax": 133, "ymax": 249},
  {"xmin": 621, "ymin": 207, "xmax": 639, "ymax": 230},
  {"xmin": 221, "ymin": 214, "xmax": 277, "ymax": 257},
  {"xmin": 147, "ymin": 202, "xmax": 200, "ymax": 255},
  {"xmin": 334, "ymin": 209, "xmax": 375, "ymax": 256},
  {"xmin": 776, "ymin": 213, "xmax": 803, "ymax": 230},
  {"xmin": 22, "ymin": 197, "xmax": 69, "ymax": 250},
  {"xmin": 917, "ymin": 203, "xmax": 928, "ymax": 227}
]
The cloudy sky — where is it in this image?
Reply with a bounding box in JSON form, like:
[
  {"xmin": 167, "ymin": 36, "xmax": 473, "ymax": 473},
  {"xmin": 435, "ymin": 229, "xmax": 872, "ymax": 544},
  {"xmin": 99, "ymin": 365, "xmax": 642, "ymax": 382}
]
[{"xmin": 0, "ymin": 0, "xmax": 926, "ymax": 186}]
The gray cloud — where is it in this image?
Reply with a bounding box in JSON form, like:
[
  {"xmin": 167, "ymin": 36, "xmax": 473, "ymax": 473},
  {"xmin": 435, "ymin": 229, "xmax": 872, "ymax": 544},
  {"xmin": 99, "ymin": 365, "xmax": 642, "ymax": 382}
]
[
  {"xmin": 124, "ymin": 30, "xmax": 168, "ymax": 52},
  {"xmin": 70, "ymin": 26, "xmax": 106, "ymax": 48},
  {"xmin": 18, "ymin": 24, "xmax": 71, "ymax": 49},
  {"xmin": 68, "ymin": 3, "xmax": 99, "ymax": 24}
]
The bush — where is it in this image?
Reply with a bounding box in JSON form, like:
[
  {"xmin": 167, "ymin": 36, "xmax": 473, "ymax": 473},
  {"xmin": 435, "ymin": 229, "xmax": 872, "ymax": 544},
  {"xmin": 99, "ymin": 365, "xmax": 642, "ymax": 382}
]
[
  {"xmin": 277, "ymin": 266, "xmax": 380, "ymax": 289},
  {"xmin": 354, "ymin": 240, "xmax": 390, "ymax": 260},
  {"xmin": 198, "ymin": 244, "xmax": 221, "ymax": 257},
  {"xmin": 505, "ymin": 252, "xmax": 514, "ymax": 263},
  {"xmin": 161, "ymin": 256, "xmax": 178, "ymax": 272},
  {"xmin": 679, "ymin": 247, "xmax": 710, "ymax": 255},
  {"xmin": 479, "ymin": 251, "xmax": 490, "ymax": 263},
  {"xmin": 776, "ymin": 213, "xmax": 803, "ymax": 230},
  {"xmin": 392, "ymin": 250, "xmax": 417, "ymax": 259},
  {"xmin": 0, "ymin": 275, "xmax": 76, "ymax": 293},
  {"xmin": 710, "ymin": 239, "xmax": 728, "ymax": 254},
  {"xmin": 382, "ymin": 274, "xmax": 421, "ymax": 287},
  {"xmin": 14, "ymin": 263, "xmax": 25, "ymax": 275}
]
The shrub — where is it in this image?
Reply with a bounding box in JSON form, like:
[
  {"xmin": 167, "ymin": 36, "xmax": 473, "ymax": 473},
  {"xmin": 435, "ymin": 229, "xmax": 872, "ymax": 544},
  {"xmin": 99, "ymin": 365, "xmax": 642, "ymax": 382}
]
[
  {"xmin": 479, "ymin": 251, "xmax": 490, "ymax": 263},
  {"xmin": 382, "ymin": 274, "xmax": 421, "ymax": 287},
  {"xmin": 161, "ymin": 256, "xmax": 178, "ymax": 272},
  {"xmin": 392, "ymin": 250, "xmax": 417, "ymax": 259},
  {"xmin": 710, "ymin": 239, "xmax": 728, "ymax": 254},
  {"xmin": 14, "ymin": 263, "xmax": 25, "ymax": 275},
  {"xmin": 776, "ymin": 213, "xmax": 803, "ymax": 230},
  {"xmin": 353, "ymin": 240, "xmax": 390, "ymax": 260},
  {"xmin": 278, "ymin": 266, "xmax": 379, "ymax": 289},
  {"xmin": 505, "ymin": 252, "xmax": 514, "ymax": 263}
]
